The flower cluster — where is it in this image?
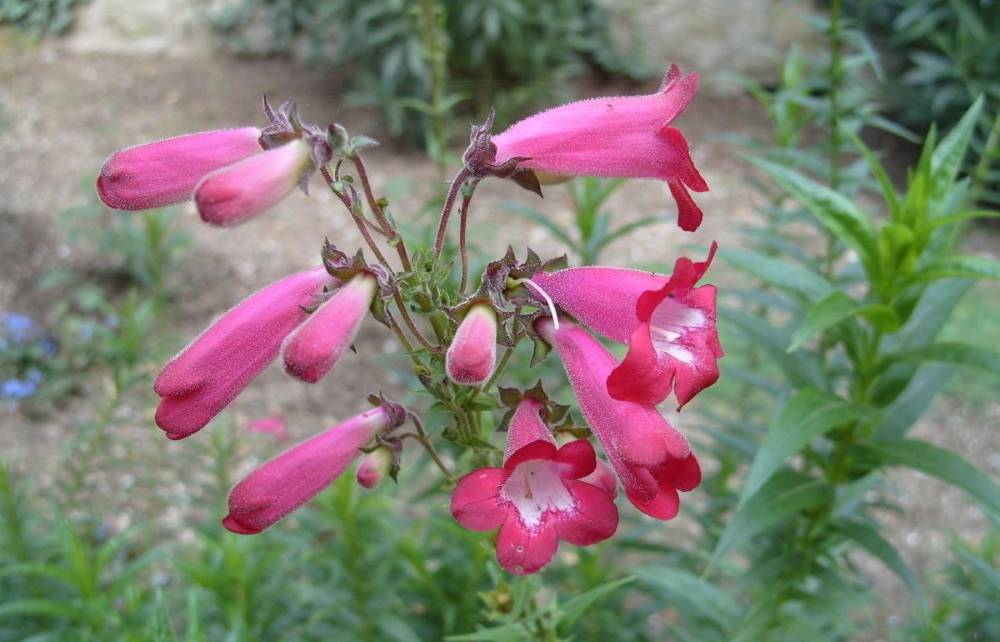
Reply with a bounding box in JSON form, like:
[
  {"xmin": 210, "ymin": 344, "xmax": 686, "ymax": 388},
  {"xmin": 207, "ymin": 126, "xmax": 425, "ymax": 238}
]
[{"xmin": 96, "ymin": 65, "xmax": 719, "ymax": 573}]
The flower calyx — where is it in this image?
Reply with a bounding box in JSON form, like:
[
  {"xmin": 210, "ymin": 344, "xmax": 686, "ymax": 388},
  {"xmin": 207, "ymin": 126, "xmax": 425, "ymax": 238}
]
[
  {"xmin": 322, "ymin": 241, "xmax": 395, "ymax": 325},
  {"xmin": 260, "ymin": 96, "xmax": 332, "ymax": 194},
  {"xmin": 496, "ymin": 380, "xmax": 571, "ymax": 435},
  {"xmin": 364, "ymin": 392, "xmax": 407, "ymax": 431},
  {"xmin": 462, "ymin": 109, "xmax": 543, "ymax": 197}
]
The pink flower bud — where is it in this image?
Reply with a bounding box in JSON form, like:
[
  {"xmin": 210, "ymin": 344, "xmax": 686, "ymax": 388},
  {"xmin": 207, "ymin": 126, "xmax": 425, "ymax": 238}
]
[
  {"xmin": 356, "ymin": 445, "xmax": 394, "ymax": 489},
  {"xmin": 224, "ymin": 406, "xmax": 399, "ymax": 534},
  {"xmin": 281, "ymin": 274, "xmax": 378, "ymax": 383},
  {"xmin": 246, "ymin": 415, "xmax": 289, "ymax": 441},
  {"xmin": 97, "ymin": 127, "xmax": 262, "ymax": 210},
  {"xmin": 446, "ymin": 304, "xmax": 497, "ymax": 386},
  {"xmin": 195, "ymin": 139, "xmax": 312, "ymax": 227},
  {"xmin": 154, "ymin": 267, "xmax": 336, "ymax": 440},
  {"xmin": 491, "ymin": 65, "xmax": 708, "ymax": 231}
]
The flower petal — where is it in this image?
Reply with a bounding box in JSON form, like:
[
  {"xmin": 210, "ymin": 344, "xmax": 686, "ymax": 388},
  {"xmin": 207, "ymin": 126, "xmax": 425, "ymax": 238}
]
[
  {"xmin": 496, "ymin": 515, "xmax": 559, "ymax": 575},
  {"xmin": 555, "ymin": 480, "xmax": 619, "ymax": 546},
  {"xmin": 451, "ymin": 467, "xmax": 507, "ymax": 531},
  {"xmin": 553, "ymin": 439, "xmax": 597, "ymax": 479}
]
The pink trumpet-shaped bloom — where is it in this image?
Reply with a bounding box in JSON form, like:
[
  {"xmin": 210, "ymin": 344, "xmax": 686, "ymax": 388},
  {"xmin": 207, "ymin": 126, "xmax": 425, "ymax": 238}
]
[
  {"xmin": 491, "ymin": 65, "xmax": 709, "ymax": 231},
  {"xmin": 97, "ymin": 127, "xmax": 263, "ymax": 211},
  {"xmin": 446, "ymin": 304, "xmax": 498, "ymax": 385},
  {"xmin": 282, "ymin": 274, "xmax": 378, "ymax": 383},
  {"xmin": 537, "ymin": 319, "xmax": 701, "ymax": 521},
  {"xmin": 247, "ymin": 415, "xmax": 290, "ymax": 441},
  {"xmin": 451, "ymin": 398, "xmax": 618, "ymax": 574},
  {"xmin": 195, "ymin": 139, "xmax": 312, "ymax": 227},
  {"xmin": 154, "ymin": 267, "xmax": 336, "ymax": 440},
  {"xmin": 223, "ymin": 406, "xmax": 395, "ymax": 534},
  {"xmin": 531, "ymin": 244, "xmax": 721, "ymax": 409}
]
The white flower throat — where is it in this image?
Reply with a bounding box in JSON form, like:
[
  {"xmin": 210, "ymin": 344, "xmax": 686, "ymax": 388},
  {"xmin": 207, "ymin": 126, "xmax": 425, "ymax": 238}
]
[
  {"xmin": 649, "ymin": 297, "xmax": 706, "ymax": 365},
  {"xmin": 501, "ymin": 460, "xmax": 575, "ymax": 529}
]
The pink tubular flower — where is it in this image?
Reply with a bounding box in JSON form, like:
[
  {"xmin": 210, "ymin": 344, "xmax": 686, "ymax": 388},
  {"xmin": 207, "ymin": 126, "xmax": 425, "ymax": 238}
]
[
  {"xmin": 195, "ymin": 138, "xmax": 312, "ymax": 227},
  {"xmin": 451, "ymin": 397, "xmax": 618, "ymax": 575},
  {"xmin": 97, "ymin": 127, "xmax": 263, "ymax": 211},
  {"xmin": 531, "ymin": 244, "xmax": 721, "ymax": 409},
  {"xmin": 490, "ymin": 65, "xmax": 708, "ymax": 231},
  {"xmin": 154, "ymin": 267, "xmax": 336, "ymax": 440},
  {"xmin": 537, "ymin": 318, "xmax": 701, "ymax": 521},
  {"xmin": 224, "ymin": 404, "xmax": 403, "ymax": 534},
  {"xmin": 281, "ymin": 273, "xmax": 378, "ymax": 384},
  {"xmin": 247, "ymin": 415, "xmax": 290, "ymax": 441},
  {"xmin": 446, "ymin": 304, "xmax": 498, "ymax": 386}
]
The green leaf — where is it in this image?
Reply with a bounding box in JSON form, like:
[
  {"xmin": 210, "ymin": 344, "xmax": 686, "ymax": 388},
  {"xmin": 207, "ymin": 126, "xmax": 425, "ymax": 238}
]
[
  {"xmin": 876, "ymin": 364, "xmax": 954, "ymax": 439},
  {"xmin": 750, "ymin": 158, "xmax": 878, "ymax": 269},
  {"xmin": 720, "ymin": 307, "xmax": 825, "ymax": 389},
  {"xmin": 858, "ymin": 439, "xmax": 1000, "ymax": 523},
  {"xmin": 712, "ymin": 472, "xmax": 832, "ymax": 563},
  {"xmin": 834, "ymin": 520, "xmax": 925, "ymax": 603},
  {"xmin": 557, "ymin": 576, "xmax": 635, "ymax": 633},
  {"xmin": 927, "ymin": 209, "xmax": 1000, "ymax": 229},
  {"xmin": 846, "ymin": 130, "xmax": 900, "ymax": 218},
  {"xmin": 718, "ymin": 247, "xmax": 833, "ymax": 301},
  {"xmin": 741, "ymin": 389, "xmax": 870, "ymax": 503},
  {"xmin": 445, "ymin": 624, "xmax": 528, "ymax": 641},
  {"xmin": 0, "ymin": 598, "xmax": 93, "ymax": 622},
  {"xmin": 909, "ymin": 255, "xmax": 1000, "ymax": 282},
  {"xmin": 788, "ymin": 292, "xmax": 897, "ymax": 351},
  {"xmin": 636, "ymin": 567, "xmax": 742, "ymax": 629},
  {"xmin": 930, "ymin": 96, "xmax": 984, "ymax": 199},
  {"xmin": 882, "ymin": 342, "xmax": 1000, "ymax": 377}
]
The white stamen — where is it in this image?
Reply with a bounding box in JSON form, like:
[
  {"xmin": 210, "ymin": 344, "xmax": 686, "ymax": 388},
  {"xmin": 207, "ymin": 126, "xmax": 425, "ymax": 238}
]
[{"xmin": 522, "ymin": 278, "xmax": 560, "ymax": 330}]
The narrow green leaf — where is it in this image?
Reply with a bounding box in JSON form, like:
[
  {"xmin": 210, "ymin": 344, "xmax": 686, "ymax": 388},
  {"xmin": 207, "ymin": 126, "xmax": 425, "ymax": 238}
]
[
  {"xmin": 845, "ymin": 130, "xmax": 900, "ymax": 218},
  {"xmin": 557, "ymin": 576, "xmax": 635, "ymax": 632},
  {"xmin": 930, "ymin": 96, "xmax": 984, "ymax": 198},
  {"xmin": 750, "ymin": 158, "xmax": 878, "ymax": 268},
  {"xmin": 883, "ymin": 342, "xmax": 1000, "ymax": 377},
  {"xmin": 718, "ymin": 247, "xmax": 833, "ymax": 301},
  {"xmin": 712, "ymin": 473, "xmax": 832, "ymax": 563},
  {"xmin": 720, "ymin": 307, "xmax": 824, "ymax": 389},
  {"xmin": 0, "ymin": 598, "xmax": 93, "ymax": 622},
  {"xmin": 876, "ymin": 364, "xmax": 954, "ymax": 439},
  {"xmin": 788, "ymin": 292, "xmax": 896, "ymax": 351},
  {"xmin": 859, "ymin": 439, "xmax": 1000, "ymax": 522},
  {"xmin": 954, "ymin": 545, "xmax": 1000, "ymax": 596},
  {"xmin": 600, "ymin": 216, "xmax": 661, "ymax": 248},
  {"xmin": 741, "ymin": 389, "xmax": 870, "ymax": 503},
  {"xmin": 503, "ymin": 203, "xmax": 577, "ymax": 250},
  {"xmin": 910, "ymin": 255, "xmax": 1000, "ymax": 282},
  {"xmin": 636, "ymin": 567, "xmax": 742, "ymax": 629},
  {"xmin": 835, "ymin": 520, "xmax": 925, "ymax": 603},
  {"xmin": 927, "ymin": 209, "xmax": 1000, "ymax": 229},
  {"xmin": 445, "ymin": 623, "xmax": 528, "ymax": 641}
]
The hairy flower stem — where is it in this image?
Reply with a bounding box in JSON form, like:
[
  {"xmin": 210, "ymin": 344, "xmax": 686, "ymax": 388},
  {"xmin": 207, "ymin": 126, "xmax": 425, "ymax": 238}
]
[
  {"xmin": 458, "ymin": 180, "xmax": 480, "ymax": 293},
  {"xmin": 392, "ymin": 290, "xmax": 440, "ymax": 353},
  {"xmin": 407, "ymin": 410, "xmax": 453, "ymax": 480},
  {"xmin": 321, "ymin": 166, "xmax": 391, "ymax": 265},
  {"xmin": 434, "ymin": 168, "xmax": 471, "ymax": 257},
  {"xmin": 351, "ymin": 155, "xmax": 413, "ymax": 271}
]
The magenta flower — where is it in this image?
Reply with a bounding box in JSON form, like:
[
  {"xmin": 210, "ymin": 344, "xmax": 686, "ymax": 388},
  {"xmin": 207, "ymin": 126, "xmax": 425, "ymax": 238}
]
[
  {"xmin": 281, "ymin": 273, "xmax": 378, "ymax": 384},
  {"xmin": 451, "ymin": 397, "xmax": 618, "ymax": 575},
  {"xmin": 537, "ymin": 318, "xmax": 701, "ymax": 520},
  {"xmin": 154, "ymin": 267, "xmax": 336, "ymax": 440},
  {"xmin": 490, "ymin": 65, "xmax": 709, "ymax": 231},
  {"xmin": 195, "ymin": 139, "xmax": 312, "ymax": 227},
  {"xmin": 531, "ymin": 244, "xmax": 721, "ymax": 408},
  {"xmin": 446, "ymin": 304, "xmax": 498, "ymax": 386},
  {"xmin": 224, "ymin": 403, "xmax": 404, "ymax": 534},
  {"xmin": 247, "ymin": 415, "xmax": 290, "ymax": 441},
  {"xmin": 97, "ymin": 127, "xmax": 262, "ymax": 211}
]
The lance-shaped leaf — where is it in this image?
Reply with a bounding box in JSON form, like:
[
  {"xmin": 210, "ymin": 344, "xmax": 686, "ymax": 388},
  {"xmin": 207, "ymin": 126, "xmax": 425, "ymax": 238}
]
[{"xmin": 789, "ymin": 291, "xmax": 898, "ymax": 351}]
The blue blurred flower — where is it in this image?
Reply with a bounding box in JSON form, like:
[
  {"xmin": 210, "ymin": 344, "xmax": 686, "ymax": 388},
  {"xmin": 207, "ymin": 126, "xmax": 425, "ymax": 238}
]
[
  {"xmin": 1, "ymin": 377, "xmax": 39, "ymax": 399},
  {"xmin": 79, "ymin": 323, "xmax": 95, "ymax": 341},
  {"xmin": 2, "ymin": 313, "xmax": 34, "ymax": 344},
  {"xmin": 38, "ymin": 337, "xmax": 58, "ymax": 356}
]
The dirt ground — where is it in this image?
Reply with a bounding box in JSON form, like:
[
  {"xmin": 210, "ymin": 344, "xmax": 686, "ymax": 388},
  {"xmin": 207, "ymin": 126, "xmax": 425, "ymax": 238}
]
[{"xmin": 1, "ymin": 38, "xmax": 998, "ymax": 628}]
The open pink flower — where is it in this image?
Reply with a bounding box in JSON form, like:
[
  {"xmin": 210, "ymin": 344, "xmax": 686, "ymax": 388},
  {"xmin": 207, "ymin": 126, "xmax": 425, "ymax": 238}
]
[
  {"xmin": 97, "ymin": 127, "xmax": 263, "ymax": 211},
  {"xmin": 247, "ymin": 415, "xmax": 290, "ymax": 441},
  {"xmin": 491, "ymin": 65, "xmax": 708, "ymax": 231},
  {"xmin": 446, "ymin": 304, "xmax": 498, "ymax": 386},
  {"xmin": 451, "ymin": 397, "xmax": 618, "ymax": 574},
  {"xmin": 154, "ymin": 267, "xmax": 336, "ymax": 440},
  {"xmin": 224, "ymin": 403, "xmax": 404, "ymax": 534},
  {"xmin": 195, "ymin": 138, "xmax": 312, "ymax": 227},
  {"xmin": 537, "ymin": 318, "xmax": 701, "ymax": 520},
  {"xmin": 531, "ymin": 244, "xmax": 721, "ymax": 409},
  {"xmin": 281, "ymin": 273, "xmax": 378, "ymax": 383}
]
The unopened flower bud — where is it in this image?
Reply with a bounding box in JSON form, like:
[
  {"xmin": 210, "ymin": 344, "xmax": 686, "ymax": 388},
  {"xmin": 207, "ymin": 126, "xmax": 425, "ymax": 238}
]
[
  {"xmin": 356, "ymin": 445, "xmax": 395, "ymax": 489},
  {"xmin": 446, "ymin": 304, "xmax": 497, "ymax": 386}
]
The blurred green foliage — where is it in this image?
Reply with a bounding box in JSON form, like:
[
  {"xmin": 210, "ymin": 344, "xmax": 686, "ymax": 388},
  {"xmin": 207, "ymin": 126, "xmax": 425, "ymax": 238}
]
[
  {"xmin": 844, "ymin": 0, "xmax": 1000, "ymax": 206},
  {"xmin": 207, "ymin": 0, "xmax": 646, "ymax": 146},
  {"xmin": 0, "ymin": 0, "xmax": 88, "ymax": 35}
]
